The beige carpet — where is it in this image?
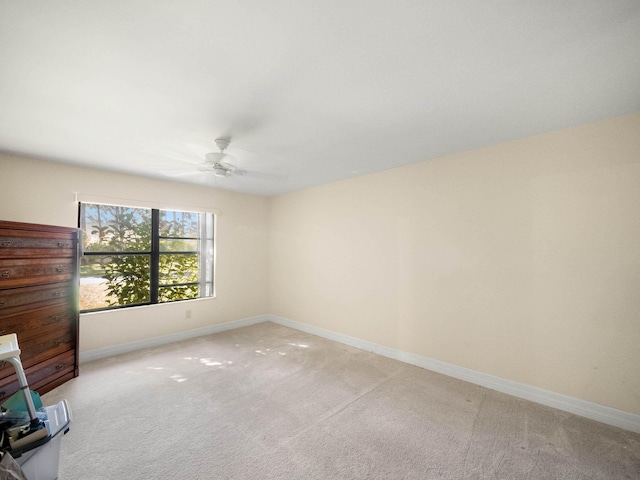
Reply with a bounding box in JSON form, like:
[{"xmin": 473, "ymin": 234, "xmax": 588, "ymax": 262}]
[{"xmin": 42, "ymin": 322, "xmax": 639, "ymax": 479}]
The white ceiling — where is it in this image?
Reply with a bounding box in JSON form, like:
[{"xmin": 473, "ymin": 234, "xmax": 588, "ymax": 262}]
[{"xmin": 1, "ymin": 1, "xmax": 639, "ymax": 196}]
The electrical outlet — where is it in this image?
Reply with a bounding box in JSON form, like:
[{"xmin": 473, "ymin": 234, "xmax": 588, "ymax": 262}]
[{"xmin": 185, "ymin": 309, "xmax": 192, "ymax": 319}]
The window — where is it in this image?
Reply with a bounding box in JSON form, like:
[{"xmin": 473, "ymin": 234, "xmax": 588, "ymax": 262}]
[{"xmin": 78, "ymin": 202, "xmax": 214, "ymax": 311}]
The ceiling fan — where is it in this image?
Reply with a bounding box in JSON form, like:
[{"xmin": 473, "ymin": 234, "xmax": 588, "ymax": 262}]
[
  {"xmin": 199, "ymin": 138, "xmax": 245, "ymax": 177},
  {"xmin": 152, "ymin": 136, "xmax": 287, "ymax": 184}
]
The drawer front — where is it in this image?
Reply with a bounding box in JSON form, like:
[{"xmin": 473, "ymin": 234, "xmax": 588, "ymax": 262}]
[
  {"xmin": 21, "ymin": 327, "xmax": 73, "ymax": 367},
  {"xmin": 0, "ymin": 283, "xmax": 74, "ymax": 313},
  {"xmin": 0, "ymin": 351, "xmax": 76, "ymax": 401},
  {"xmin": 0, "ymin": 257, "xmax": 75, "ymax": 288},
  {"xmin": 0, "ymin": 327, "xmax": 73, "ymax": 380},
  {"xmin": 0, "ymin": 303, "xmax": 75, "ymax": 341},
  {"xmin": 0, "ymin": 229, "xmax": 75, "ymax": 258}
]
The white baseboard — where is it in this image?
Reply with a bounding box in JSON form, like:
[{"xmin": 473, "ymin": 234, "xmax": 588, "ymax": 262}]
[
  {"xmin": 79, "ymin": 314, "xmax": 269, "ymax": 363},
  {"xmin": 268, "ymin": 314, "xmax": 640, "ymax": 434}
]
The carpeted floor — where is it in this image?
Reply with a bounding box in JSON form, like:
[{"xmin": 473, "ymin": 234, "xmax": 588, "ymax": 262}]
[{"xmin": 42, "ymin": 322, "xmax": 639, "ymax": 479}]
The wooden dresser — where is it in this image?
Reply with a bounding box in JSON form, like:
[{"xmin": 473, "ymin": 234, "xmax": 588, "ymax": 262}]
[{"xmin": 0, "ymin": 220, "xmax": 79, "ymax": 402}]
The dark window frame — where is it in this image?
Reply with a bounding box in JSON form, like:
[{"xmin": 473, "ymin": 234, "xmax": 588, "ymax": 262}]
[{"xmin": 78, "ymin": 203, "xmax": 214, "ymax": 312}]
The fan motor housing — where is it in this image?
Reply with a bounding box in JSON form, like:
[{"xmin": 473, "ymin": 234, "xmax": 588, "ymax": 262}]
[{"xmin": 205, "ymin": 152, "xmax": 226, "ymax": 164}]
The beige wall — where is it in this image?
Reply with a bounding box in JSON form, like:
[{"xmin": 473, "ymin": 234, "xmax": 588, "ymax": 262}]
[
  {"xmin": 268, "ymin": 113, "xmax": 640, "ymax": 415},
  {"xmin": 0, "ymin": 154, "xmax": 269, "ymax": 352}
]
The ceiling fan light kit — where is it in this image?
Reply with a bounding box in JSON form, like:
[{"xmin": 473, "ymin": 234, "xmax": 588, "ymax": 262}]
[{"xmin": 213, "ymin": 165, "xmax": 230, "ymax": 177}]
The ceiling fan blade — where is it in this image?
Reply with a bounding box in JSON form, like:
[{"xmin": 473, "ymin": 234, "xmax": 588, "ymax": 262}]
[
  {"xmin": 172, "ymin": 142, "xmax": 210, "ymax": 158},
  {"xmin": 154, "ymin": 163, "xmax": 202, "ymax": 177},
  {"xmin": 145, "ymin": 146, "xmax": 206, "ymax": 173},
  {"xmin": 162, "ymin": 170, "xmax": 203, "ymax": 178},
  {"xmin": 219, "ymin": 161, "xmax": 236, "ymax": 170},
  {"xmin": 242, "ymin": 169, "xmax": 288, "ymax": 181}
]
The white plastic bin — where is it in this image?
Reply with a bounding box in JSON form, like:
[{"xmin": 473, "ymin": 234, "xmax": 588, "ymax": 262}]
[{"xmin": 16, "ymin": 400, "xmax": 72, "ymax": 480}]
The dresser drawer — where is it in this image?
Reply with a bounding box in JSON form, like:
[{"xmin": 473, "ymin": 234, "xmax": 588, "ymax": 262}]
[
  {"xmin": 0, "ymin": 282, "xmax": 75, "ymax": 314},
  {"xmin": 0, "ymin": 303, "xmax": 75, "ymax": 341},
  {"xmin": 0, "ymin": 327, "xmax": 73, "ymax": 380},
  {"xmin": 0, "ymin": 257, "xmax": 75, "ymax": 288},
  {"xmin": 0, "ymin": 229, "xmax": 75, "ymax": 258},
  {"xmin": 0, "ymin": 351, "xmax": 76, "ymax": 400}
]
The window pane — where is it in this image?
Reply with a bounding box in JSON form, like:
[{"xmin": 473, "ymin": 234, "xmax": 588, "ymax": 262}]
[
  {"xmin": 159, "ymin": 239, "xmax": 198, "ymax": 252},
  {"xmin": 159, "ymin": 253, "xmax": 199, "ymax": 286},
  {"xmin": 79, "ymin": 204, "xmax": 214, "ymax": 312},
  {"xmin": 159, "ymin": 284, "xmax": 199, "ymax": 303},
  {"xmin": 79, "ymin": 254, "xmax": 150, "ymax": 309},
  {"xmin": 80, "ymin": 203, "xmax": 151, "ymax": 252},
  {"xmin": 159, "ymin": 210, "xmax": 199, "ymax": 238}
]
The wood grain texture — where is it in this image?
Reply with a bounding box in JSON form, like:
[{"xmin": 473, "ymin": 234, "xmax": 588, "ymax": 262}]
[{"xmin": 0, "ymin": 220, "xmax": 79, "ymax": 401}]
